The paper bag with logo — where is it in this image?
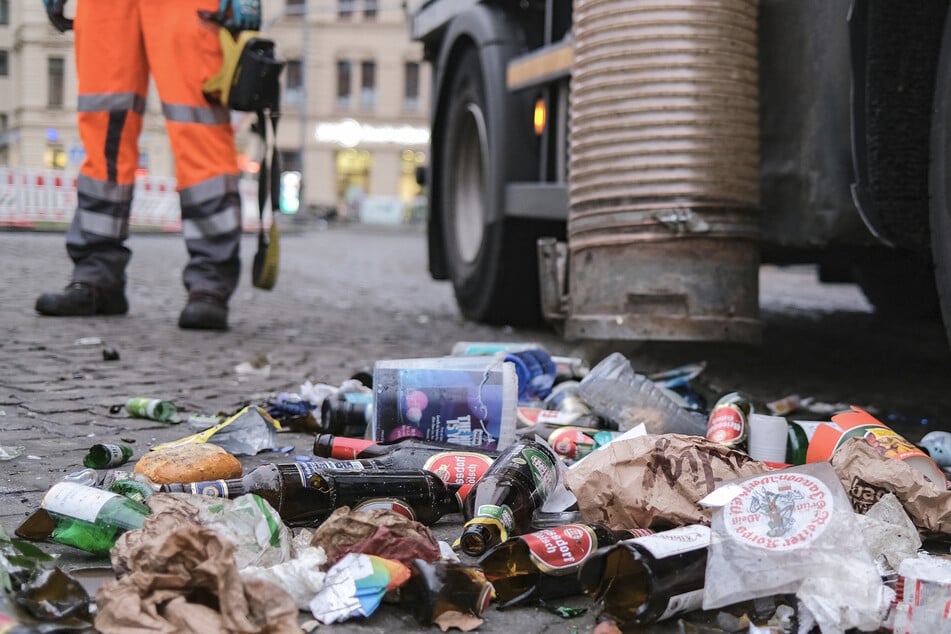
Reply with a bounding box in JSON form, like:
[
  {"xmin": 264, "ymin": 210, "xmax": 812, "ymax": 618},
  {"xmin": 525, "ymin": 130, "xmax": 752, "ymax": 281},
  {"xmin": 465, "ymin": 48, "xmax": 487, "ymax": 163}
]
[{"xmin": 564, "ymin": 434, "xmax": 770, "ymax": 530}]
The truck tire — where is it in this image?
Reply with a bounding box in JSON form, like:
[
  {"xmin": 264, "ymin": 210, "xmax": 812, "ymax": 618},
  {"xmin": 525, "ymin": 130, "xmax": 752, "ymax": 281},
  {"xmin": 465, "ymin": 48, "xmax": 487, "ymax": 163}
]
[
  {"xmin": 851, "ymin": 249, "xmax": 939, "ymax": 320},
  {"xmin": 438, "ymin": 46, "xmax": 549, "ymax": 327},
  {"xmin": 932, "ymin": 7, "xmax": 951, "ymax": 348}
]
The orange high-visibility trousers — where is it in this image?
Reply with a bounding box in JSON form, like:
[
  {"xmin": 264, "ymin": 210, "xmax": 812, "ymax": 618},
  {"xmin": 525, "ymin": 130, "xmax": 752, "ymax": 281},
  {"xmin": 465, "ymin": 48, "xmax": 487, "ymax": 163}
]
[{"xmin": 67, "ymin": 0, "xmax": 242, "ymax": 300}]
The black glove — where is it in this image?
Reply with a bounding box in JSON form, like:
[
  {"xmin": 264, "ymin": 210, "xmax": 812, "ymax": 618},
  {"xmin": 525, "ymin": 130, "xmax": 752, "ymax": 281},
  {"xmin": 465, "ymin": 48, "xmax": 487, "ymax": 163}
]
[{"xmin": 43, "ymin": 0, "xmax": 74, "ymax": 33}]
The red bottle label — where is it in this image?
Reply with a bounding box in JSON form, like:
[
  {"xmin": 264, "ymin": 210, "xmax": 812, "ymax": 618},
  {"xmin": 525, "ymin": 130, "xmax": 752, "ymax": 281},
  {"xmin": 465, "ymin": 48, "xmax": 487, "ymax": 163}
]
[
  {"xmin": 707, "ymin": 403, "xmax": 746, "ymax": 445},
  {"xmin": 520, "ymin": 524, "xmax": 597, "ymax": 574},
  {"xmin": 547, "ymin": 427, "xmax": 596, "ymax": 460},
  {"xmin": 329, "ymin": 437, "xmax": 377, "ymax": 459},
  {"xmin": 424, "ymin": 452, "xmax": 493, "ymax": 502},
  {"xmin": 352, "ymin": 498, "xmax": 416, "ymax": 520}
]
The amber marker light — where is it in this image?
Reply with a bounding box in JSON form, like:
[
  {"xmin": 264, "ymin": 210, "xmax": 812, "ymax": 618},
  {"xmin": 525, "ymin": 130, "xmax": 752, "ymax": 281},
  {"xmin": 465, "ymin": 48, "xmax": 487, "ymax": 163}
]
[{"xmin": 533, "ymin": 97, "xmax": 547, "ymax": 135}]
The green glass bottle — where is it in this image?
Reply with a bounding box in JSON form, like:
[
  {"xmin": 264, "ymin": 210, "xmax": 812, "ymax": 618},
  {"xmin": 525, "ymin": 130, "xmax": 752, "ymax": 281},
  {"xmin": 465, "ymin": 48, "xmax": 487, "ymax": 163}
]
[
  {"xmin": 785, "ymin": 421, "xmax": 810, "ymax": 465},
  {"xmin": 41, "ymin": 482, "xmax": 149, "ymax": 554},
  {"xmin": 83, "ymin": 443, "xmax": 134, "ymax": 469},
  {"xmin": 125, "ymin": 397, "xmax": 179, "ymax": 422}
]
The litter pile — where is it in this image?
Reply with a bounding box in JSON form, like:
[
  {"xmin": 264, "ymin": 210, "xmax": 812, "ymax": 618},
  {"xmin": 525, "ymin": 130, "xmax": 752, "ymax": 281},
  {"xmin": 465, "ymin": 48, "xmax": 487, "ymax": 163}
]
[{"xmin": 3, "ymin": 342, "xmax": 951, "ymax": 634}]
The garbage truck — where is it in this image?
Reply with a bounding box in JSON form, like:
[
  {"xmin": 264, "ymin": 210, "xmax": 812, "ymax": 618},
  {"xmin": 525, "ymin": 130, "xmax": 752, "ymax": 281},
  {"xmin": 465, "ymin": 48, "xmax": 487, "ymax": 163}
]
[{"xmin": 407, "ymin": 0, "xmax": 951, "ymax": 346}]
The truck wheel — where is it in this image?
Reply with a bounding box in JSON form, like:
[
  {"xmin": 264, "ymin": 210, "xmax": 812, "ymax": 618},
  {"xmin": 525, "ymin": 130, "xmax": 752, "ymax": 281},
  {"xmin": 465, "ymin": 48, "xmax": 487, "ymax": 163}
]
[
  {"xmin": 932, "ymin": 9, "xmax": 951, "ymax": 347},
  {"xmin": 851, "ymin": 249, "xmax": 940, "ymax": 320},
  {"xmin": 439, "ymin": 47, "xmax": 548, "ymax": 327}
]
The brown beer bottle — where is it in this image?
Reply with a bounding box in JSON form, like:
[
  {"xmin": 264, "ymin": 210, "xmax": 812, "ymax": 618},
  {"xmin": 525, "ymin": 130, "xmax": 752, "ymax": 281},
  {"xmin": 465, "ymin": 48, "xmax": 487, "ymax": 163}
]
[
  {"xmin": 313, "ymin": 434, "xmax": 499, "ymax": 502},
  {"xmin": 578, "ymin": 525, "xmax": 710, "ymax": 627},
  {"xmin": 478, "ymin": 523, "xmax": 649, "ymax": 607},
  {"xmin": 459, "ymin": 439, "xmax": 560, "ymax": 556},
  {"xmin": 160, "ymin": 462, "xmax": 461, "ymax": 527}
]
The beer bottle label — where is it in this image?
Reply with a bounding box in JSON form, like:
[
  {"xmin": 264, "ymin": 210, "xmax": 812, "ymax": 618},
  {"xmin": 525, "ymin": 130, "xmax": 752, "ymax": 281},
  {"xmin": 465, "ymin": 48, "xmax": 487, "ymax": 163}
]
[
  {"xmin": 42, "ymin": 482, "xmax": 121, "ymax": 523},
  {"xmin": 707, "ymin": 403, "xmax": 747, "ymax": 445},
  {"xmin": 630, "ymin": 525, "xmax": 710, "ymax": 559},
  {"xmin": 188, "ymin": 481, "xmax": 229, "ymax": 498},
  {"xmin": 352, "ymin": 498, "xmax": 416, "ymax": 520},
  {"xmin": 547, "ymin": 428, "xmax": 598, "ymax": 460},
  {"xmin": 471, "ymin": 504, "xmax": 515, "ymax": 542},
  {"xmin": 423, "ymin": 452, "xmax": 493, "ymax": 502},
  {"xmin": 520, "ymin": 524, "xmax": 598, "ymax": 574},
  {"xmin": 521, "ymin": 447, "xmax": 557, "ymax": 500},
  {"xmin": 658, "ymin": 588, "xmax": 705, "ymax": 620},
  {"xmin": 294, "ymin": 460, "xmax": 365, "ymax": 485}
]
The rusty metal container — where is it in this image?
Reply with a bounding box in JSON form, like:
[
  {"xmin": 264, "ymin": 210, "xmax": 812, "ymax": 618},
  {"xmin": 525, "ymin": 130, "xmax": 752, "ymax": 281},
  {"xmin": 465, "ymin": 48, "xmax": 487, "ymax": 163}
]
[{"xmin": 566, "ymin": 0, "xmax": 761, "ymax": 342}]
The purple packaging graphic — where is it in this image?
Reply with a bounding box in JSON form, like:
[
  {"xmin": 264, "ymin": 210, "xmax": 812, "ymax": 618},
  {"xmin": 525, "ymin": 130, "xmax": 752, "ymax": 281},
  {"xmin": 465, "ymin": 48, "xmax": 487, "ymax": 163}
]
[{"xmin": 372, "ymin": 356, "xmax": 517, "ymax": 450}]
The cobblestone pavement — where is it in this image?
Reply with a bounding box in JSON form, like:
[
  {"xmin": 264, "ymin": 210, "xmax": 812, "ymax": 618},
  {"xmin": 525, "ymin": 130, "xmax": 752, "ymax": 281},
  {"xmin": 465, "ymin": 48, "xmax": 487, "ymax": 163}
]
[{"xmin": 2, "ymin": 222, "xmax": 951, "ymax": 633}]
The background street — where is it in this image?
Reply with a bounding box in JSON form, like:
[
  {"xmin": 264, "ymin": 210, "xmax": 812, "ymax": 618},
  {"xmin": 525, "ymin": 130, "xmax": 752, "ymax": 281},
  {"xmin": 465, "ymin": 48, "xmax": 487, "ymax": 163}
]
[{"xmin": 2, "ymin": 222, "xmax": 951, "ymax": 632}]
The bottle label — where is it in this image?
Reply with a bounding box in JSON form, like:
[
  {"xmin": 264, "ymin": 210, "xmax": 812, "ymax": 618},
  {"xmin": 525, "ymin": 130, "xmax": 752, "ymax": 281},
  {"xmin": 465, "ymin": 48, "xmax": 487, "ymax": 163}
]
[
  {"xmin": 42, "ymin": 482, "xmax": 121, "ymax": 523},
  {"xmin": 630, "ymin": 525, "xmax": 711, "ymax": 559},
  {"xmin": 188, "ymin": 481, "xmax": 229, "ymax": 498},
  {"xmin": 423, "ymin": 452, "xmax": 493, "ymax": 502},
  {"xmin": 722, "ymin": 473, "xmax": 833, "ymax": 551},
  {"xmin": 472, "ymin": 504, "xmax": 515, "ymax": 542},
  {"xmin": 707, "ymin": 403, "xmax": 747, "ymax": 445},
  {"xmin": 658, "ymin": 588, "xmax": 705, "ymax": 621},
  {"xmin": 352, "ymin": 498, "xmax": 416, "ymax": 520},
  {"xmin": 520, "ymin": 524, "xmax": 598, "ymax": 574},
  {"xmin": 547, "ymin": 428, "xmax": 599, "ymax": 460},
  {"xmin": 520, "ymin": 447, "xmax": 557, "ymax": 500},
  {"xmin": 93, "ymin": 444, "xmax": 127, "ymax": 468},
  {"xmin": 294, "ymin": 460, "xmax": 365, "ymax": 486}
]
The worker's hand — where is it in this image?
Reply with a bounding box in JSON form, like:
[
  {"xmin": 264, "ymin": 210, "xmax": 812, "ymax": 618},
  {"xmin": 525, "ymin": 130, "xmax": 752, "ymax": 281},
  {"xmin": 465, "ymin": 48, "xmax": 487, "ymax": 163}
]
[
  {"xmin": 42, "ymin": 0, "xmax": 73, "ymax": 32},
  {"xmin": 218, "ymin": 0, "xmax": 261, "ymax": 31}
]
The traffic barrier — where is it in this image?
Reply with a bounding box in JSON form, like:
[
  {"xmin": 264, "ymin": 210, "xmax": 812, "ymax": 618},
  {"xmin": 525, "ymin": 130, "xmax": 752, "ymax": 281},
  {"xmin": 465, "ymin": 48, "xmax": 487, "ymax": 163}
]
[{"xmin": 0, "ymin": 168, "xmax": 266, "ymax": 232}]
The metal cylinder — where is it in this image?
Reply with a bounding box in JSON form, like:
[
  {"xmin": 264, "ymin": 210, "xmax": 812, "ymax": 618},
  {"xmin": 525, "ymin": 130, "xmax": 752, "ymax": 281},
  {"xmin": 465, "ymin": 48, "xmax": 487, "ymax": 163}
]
[{"xmin": 566, "ymin": 0, "xmax": 761, "ymax": 342}]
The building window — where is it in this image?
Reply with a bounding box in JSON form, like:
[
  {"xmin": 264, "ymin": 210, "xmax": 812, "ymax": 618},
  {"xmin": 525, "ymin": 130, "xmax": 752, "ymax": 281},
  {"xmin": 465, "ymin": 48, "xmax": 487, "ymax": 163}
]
[
  {"xmin": 336, "ymin": 60, "xmax": 352, "ymax": 108},
  {"xmin": 286, "ymin": 0, "xmax": 304, "ymax": 11},
  {"xmin": 403, "ymin": 61, "xmax": 420, "ymax": 110},
  {"xmin": 360, "ymin": 61, "xmax": 376, "ymax": 109},
  {"xmin": 337, "ymin": 0, "xmax": 354, "ymax": 19},
  {"xmin": 285, "ymin": 59, "xmax": 303, "ymax": 105},
  {"xmin": 48, "ymin": 57, "xmax": 65, "ymax": 108},
  {"xmin": 0, "ymin": 0, "xmax": 8, "ymax": 26},
  {"xmin": 0, "ymin": 50, "xmax": 8, "ymax": 76},
  {"xmin": 363, "ymin": 0, "xmax": 377, "ymax": 19}
]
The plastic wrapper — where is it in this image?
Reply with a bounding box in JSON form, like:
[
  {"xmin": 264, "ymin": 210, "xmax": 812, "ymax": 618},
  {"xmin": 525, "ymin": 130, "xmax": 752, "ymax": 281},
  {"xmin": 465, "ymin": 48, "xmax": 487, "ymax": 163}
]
[
  {"xmin": 701, "ymin": 462, "xmax": 889, "ymax": 633},
  {"xmin": 577, "ymin": 352, "xmax": 707, "ymax": 436},
  {"xmin": 150, "ymin": 406, "xmax": 281, "ymax": 456},
  {"xmin": 310, "ymin": 507, "xmax": 440, "ymax": 568},
  {"xmin": 308, "ymin": 553, "xmax": 410, "ymax": 623},
  {"xmin": 240, "ymin": 546, "xmax": 327, "ymax": 610}
]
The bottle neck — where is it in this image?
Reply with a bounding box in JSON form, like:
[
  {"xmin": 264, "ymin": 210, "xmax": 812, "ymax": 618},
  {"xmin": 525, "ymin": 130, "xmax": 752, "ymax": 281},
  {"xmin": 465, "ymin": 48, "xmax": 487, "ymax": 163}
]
[{"xmin": 323, "ymin": 436, "xmax": 378, "ymax": 459}]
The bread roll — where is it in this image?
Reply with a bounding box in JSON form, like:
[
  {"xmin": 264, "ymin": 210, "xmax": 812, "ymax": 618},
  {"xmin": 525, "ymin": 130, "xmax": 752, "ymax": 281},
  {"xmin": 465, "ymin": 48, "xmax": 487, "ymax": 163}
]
[{"xmin": 134, "ymin": 442, "xmax": 242, "ymax": 484}]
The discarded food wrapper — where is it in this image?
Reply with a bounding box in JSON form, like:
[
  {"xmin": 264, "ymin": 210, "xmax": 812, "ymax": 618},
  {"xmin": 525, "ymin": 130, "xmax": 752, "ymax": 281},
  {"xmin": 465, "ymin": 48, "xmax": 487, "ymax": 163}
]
[
  {"xmin": 234, "ymin": 353, "xmax": 271, "ymax": 379},
  {"xmin": 807, "ymin": 406, "xmax": 946, "ymax": 486},
  {"xmin": 149, "ymin": 405, "xmax": 281, "ymax": 455},
  {"xmin": 830, "ymin": 437, "xmax": 951, "ymax": 534},
  {"xmin": 309, "ymin": 553, "xmax": 410, "ymax": 624},
  {"xmin": 310, "ymin": 506, "xmax": 440, "ymax": 568},
  {"xmin": 855, "ymin": 493, "xmax": 921, "ymax": 573},
  {"xmin": 565, "ymin": 434, "xmax": 770, "ymax": 530},
  {"xmin": 700, "ymin": 462, "xmax": 890, "ymax": 633},
  {"xmin": 890, "ymin": 554, "xmax": 951, "ymax": 634},
  {"xmin": 241, "ymin": 546, "xmax": 328, "ymax": 610}
]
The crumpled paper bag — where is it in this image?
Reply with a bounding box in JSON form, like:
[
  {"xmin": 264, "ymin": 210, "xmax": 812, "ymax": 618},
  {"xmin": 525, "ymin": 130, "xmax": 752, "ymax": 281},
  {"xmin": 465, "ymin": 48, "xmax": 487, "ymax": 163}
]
[
  {"xmin": 311, "ymin": 507, "xmax": 440, "ymax": 567},
  {"xmin": 96, "ymin": 524, "xmax": 301, "ymax": 634},
  {"xmin": 565, "ymin": 434, "xmax": 770, "ymax": 529},
  {"xmin": 830, "ymin": 438, "xmax": 951, "ymax": 534}
]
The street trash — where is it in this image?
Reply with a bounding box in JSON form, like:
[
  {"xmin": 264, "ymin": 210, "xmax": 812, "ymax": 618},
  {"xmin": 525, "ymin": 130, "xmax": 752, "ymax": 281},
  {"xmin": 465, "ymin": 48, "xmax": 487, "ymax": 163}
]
[
  {"xmin": 855, "ymin": 493, "xmax": 921, "ymax": 573},
  {"xmin": 460, "ymin": 438, "xmax": 561, "ymax": 556},
  {"xmin": 565, "ymin": 434, "xmax": 770, "ymax": 530},
  {"xmin": 40, "ymin": 482, "xmax": 150, "ymax": 554},
  {"xmin": 830, "ymin": 437, "xmax": 951, "ymax": 534},
  {"xmin": 234, "ymin": 353, "xmax": 271, "ymax": 379},
  {"xmin": 478, "ymin": 522, "xmax": 649, "ymax": 607},
  {"xmin": 0, "ymin": 444, "xmax": 24, "ymax": 461},
  {"xmin": 311, "ymin": 507, "xmax": 441, "ymax": 568},
  {"xmin": 371, "ymin": 355, "xmax": 518, "ymax": 450},
  {"xmin": 918, "ymin": 429, "xmax": 951, "ymax": 469},
  {"xmin": 0, "ymin": 526, "xmax": 95, "ymax": 630},
  {"xmin": 134, "ymin": 442, "xmax": 242, "ymax": 484},
  {"xmin": 747, "ymin": 413, "xmax": 791, "ymax": 464},
  {"xmin": 706, "ymin": 392, "xmax": 751, "ymax": 447},
  {"xmin": 766, "ymin": 393, "xmax": 802, "ymax": 416},
  {"xmin": 578, "ymin": 352, "xmax": 707, "ymax": 436},
  {"xmin": 700, "ymin": 462, "xmax": 890, "ymax": 633},
  {"xmin": 95, "ymin": 523, "xmax": 301, "ymax": 634},
  {"xmin": 151, "ymin": 405, "xmax": 282, "ymax": 456},
  {"xmin": 890, "ymin": 553, "xmax": 951, "ymax": 634},
  {"xmin": 123, "ymin": 396, "xmax": 180, "ymax": 423},
  {"xmin": 102, "ymin": 346, "xmax": 120, "ymax": 361},
  {"xmin": 240, "ymin": 546, "xmax": 328, "ymax": 611},
  {"xmin": 83, "ymin": 443, "xmax": 133, "ymax": 469},
  {"xmin": 265, "ymin": 393, "xmax": 317, "ymax": 433},
  {"xmin": 320, "ymin": 391, "xmax": 373, "ymax": 437},
  {"xmin": 808, "ymin": 406, "xmax": 946, "ymax": 486},
  {"xmin": 309, "ymin": 552, "xmax": 410, "ymax": 624},
  {"xmin": 521, "ymin": 423, "xmax": 622, "ymax": 462},
  {"xmin": 505, "ymin": 348, "xmax": 558, "ymax": 402},
  {"xmin": 400, "ymin": 559, "xmax": 492, "ymax": 631},
  {"xmin": 161, "ymin": 462, "xmax": 460, "ymax": 527},
  {"xmin": 578, "ymin": 525, "xmax": 710, "ymax": 627}
]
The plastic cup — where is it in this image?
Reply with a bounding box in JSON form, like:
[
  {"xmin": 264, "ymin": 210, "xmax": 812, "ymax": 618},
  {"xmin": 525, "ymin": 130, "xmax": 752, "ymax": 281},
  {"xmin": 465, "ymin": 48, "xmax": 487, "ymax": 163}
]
[
  {"xmin": 371, "ymin": 356, "xmax": 517, "ymax": 450},
  {"xmin": 747, "ymin": 413, "xmax": 790, "ymax": 463}
]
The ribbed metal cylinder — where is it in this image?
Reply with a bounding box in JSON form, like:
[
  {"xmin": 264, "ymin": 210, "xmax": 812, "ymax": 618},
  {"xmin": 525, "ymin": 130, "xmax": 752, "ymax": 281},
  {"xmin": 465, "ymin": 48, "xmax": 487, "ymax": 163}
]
[
  {"xmin": 565, "ymin": 0, "xmax": 762, "ymax": 342},
  {"xmin": 568, "ymin": 0, "xmax": 760, "ymax": 213}
]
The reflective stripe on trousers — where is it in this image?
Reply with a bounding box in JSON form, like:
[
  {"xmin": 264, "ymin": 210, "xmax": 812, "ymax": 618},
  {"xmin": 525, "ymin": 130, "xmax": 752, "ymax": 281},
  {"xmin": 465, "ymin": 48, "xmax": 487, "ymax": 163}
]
[{"xmin": 68, "ymin": 0, "xmax": 241, "ymax": 299}]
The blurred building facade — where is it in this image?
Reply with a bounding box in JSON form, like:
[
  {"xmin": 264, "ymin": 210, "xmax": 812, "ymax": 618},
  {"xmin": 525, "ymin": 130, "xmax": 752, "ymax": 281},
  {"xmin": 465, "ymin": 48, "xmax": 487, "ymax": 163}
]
[{"xmin": 0, "ymin": 0, "xmax": 430, "ymax": 216}]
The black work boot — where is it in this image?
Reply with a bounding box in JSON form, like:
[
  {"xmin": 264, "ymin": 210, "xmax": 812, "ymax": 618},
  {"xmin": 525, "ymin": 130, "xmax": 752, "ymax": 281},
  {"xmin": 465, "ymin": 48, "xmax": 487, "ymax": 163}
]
[
  {"xmin": 178, "ymin": 293, "xmax": 228, "ymax": 331},
  {"xmin": 35, "ymin": 282, "xmax": 129, "ymax": 316}
]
